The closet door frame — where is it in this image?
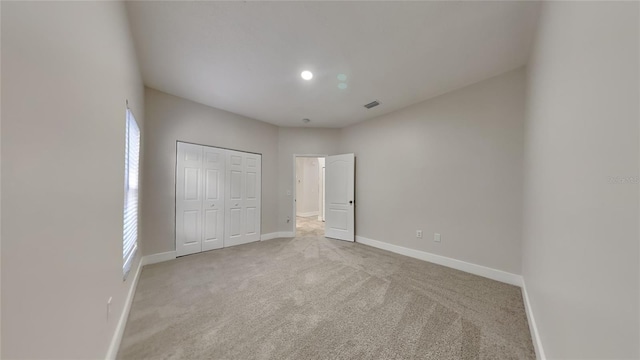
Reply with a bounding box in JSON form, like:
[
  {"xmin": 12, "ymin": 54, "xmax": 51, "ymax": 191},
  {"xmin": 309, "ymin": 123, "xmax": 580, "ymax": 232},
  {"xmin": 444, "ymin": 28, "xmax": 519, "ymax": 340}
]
[{"xmin": 174, "ymin": 141, "xmax": 262, "ymax": 256}]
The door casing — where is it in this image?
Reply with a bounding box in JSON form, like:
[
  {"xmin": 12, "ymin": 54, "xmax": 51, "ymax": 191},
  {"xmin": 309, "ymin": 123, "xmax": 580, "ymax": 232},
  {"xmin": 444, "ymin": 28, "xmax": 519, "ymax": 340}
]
[{"xmin": 292, "ymin": 154, "xmax": 327, "ymax": 237}]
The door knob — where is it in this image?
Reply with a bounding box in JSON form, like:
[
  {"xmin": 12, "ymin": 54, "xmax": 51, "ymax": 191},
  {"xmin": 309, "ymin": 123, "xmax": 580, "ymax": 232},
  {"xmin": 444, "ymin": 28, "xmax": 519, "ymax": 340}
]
[
  {"xmin": 210, "ymin": 204, "xmax": 215, "ymax": 207},
  {"xmin": 349, "ymin": 200, "xmax": 353, "ymax": 204},
  {"xmin": 235, "ymin": 203, "xmax": 239, "ymax": 206}
]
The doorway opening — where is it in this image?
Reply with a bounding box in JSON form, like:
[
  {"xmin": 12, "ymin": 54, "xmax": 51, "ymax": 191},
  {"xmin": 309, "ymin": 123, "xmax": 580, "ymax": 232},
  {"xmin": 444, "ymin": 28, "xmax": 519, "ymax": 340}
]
[{"xmin": 294, "ymin": 156, "xmax": 325, "ymax": 237}]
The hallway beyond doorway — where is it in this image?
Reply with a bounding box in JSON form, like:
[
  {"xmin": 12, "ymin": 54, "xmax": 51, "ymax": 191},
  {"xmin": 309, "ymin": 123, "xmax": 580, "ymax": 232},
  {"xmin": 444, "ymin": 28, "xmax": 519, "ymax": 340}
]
[{"xmin": 296, "ymin": 216, "xmax": 324, "ymax": 237}]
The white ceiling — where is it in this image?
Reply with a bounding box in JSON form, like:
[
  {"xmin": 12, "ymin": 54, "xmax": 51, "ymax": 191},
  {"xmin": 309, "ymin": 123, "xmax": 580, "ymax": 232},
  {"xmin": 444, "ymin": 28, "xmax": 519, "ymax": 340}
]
[{"xmin": 126, "ymin": 1, "xmax": 540, "ymax": 128}]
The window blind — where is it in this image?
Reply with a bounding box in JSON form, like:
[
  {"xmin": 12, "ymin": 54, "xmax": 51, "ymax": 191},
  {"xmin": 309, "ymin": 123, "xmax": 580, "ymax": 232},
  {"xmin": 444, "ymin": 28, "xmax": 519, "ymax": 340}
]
[{"xmin": 123, "ymin": 109, "xmax": 140, "ymax": 280}]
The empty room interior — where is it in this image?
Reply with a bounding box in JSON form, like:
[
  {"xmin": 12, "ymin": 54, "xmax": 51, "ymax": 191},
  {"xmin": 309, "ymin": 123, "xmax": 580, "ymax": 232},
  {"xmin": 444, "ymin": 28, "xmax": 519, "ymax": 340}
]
[{"xmin": 2, "ymin": 1, "xmax": 639, "ymax": 359}]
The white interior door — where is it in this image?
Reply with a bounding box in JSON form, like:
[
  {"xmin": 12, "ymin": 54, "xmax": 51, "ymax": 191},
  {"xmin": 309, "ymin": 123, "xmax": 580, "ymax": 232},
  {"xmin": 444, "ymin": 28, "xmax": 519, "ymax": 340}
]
[
  {"xmin": 321, "ymin": 166, "xmax": 326, "ymax": 221},
  {"xmin": 318, "ymin": 158, "xmax": 325, "ymax": 222},
  {"xmin": 325, "ymin": 153, "xmax": 355, "ymax": 241},
  {"xmin": 176, "ymin": 142, "xmax": 204, "ymax": 256},
  {"xmin": 201, "ymin": 146, "xmax": 226, "ymax": 251},
  {"xmin": 225, "ymin": 150, "xmax": 261, "ymax": 247}
]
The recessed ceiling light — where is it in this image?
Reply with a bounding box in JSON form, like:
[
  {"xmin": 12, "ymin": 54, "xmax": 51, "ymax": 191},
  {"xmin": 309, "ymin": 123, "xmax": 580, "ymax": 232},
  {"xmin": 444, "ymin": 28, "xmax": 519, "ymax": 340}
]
[
  {"xmin": 301, "ymin": 71, "xmax": 313, "ymax": 80},
  {"xmin": 337, "ymin": 74, "xmax": 347, "ymax": 81},
  {"xmin": 338, "ymin": 83, "xmax": 348, "ymax": 90}
]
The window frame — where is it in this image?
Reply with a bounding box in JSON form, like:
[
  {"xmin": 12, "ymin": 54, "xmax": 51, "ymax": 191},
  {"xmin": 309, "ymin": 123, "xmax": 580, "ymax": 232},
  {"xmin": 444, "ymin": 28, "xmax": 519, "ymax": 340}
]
[{"xmin": 123, "ymin": 108, "xmax": 140, "ymax": 280}]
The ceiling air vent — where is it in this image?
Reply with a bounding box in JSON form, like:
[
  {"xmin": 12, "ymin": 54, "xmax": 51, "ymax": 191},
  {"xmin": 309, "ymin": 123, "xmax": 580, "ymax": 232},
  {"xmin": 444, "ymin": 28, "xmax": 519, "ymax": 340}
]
[{"xmin": 364, "ymin": 100, "xmax": 381, "ymax": 109}]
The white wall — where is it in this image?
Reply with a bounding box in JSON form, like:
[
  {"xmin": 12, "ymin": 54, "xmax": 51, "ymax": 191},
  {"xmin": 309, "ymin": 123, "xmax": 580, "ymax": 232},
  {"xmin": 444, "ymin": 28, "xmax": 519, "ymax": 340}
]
[
  {"xmin": 277, "ymin": 127, "xmax": 341, "ymax": 233},
  {"xmin": 143, "ymin": 79, "xmax": 527, "ymax": 278},
  {"xmin": 1, "ymin": 1, "xmax": 145, "ymax": 358},
  {"xmin": 340, "ymin": 69, "xmax": 526, "ymax": 274},
  {"xmin": 295, "ymin": 157, "xmax": 304, "ymax": 215},
  {"xmin": 141, "ymin": 88, "xmax": 279, "ymax": 255},
  {"xmin": 295, "ymin": 157, "xmax": 320, "ymax": 217},
  {"xmin": 522, "ymin": 2, "xmax": 639, "ymax": 358},
  {"xmin": 304, "ymin": 158, "xmax": 320, "ymax": 215},
  {"xmin": 140, "ymin": 91, "xmax": 341, "ymax": 239}
]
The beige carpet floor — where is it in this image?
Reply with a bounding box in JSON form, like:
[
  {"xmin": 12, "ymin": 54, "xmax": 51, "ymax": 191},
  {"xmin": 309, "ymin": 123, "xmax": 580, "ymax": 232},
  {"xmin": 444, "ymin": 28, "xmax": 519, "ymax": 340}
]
[{"xmin": 118, "ymin": 223, "xmax": 535, "ymax": 359}]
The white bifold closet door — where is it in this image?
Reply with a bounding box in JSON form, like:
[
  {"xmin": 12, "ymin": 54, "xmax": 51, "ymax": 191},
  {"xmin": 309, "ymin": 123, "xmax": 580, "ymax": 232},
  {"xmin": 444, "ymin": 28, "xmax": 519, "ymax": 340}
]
[
  {"xmin": 176, "ymin": 142, "xmax": 207, "ymax": 257},
  {"xmin": 176, "ymin": 142, "xmax": 261, "ymax": 257},
  {"xmin": 225, "ymin": 150, "xmax": 261, "ymax": 247},
  {"xmin": 201, "ymin": 146, "xmax": 226, "ymax": 252}
]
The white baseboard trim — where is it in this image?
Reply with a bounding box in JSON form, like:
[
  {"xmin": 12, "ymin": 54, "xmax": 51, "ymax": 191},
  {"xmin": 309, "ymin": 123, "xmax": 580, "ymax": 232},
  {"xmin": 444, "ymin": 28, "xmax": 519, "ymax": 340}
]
[
  {"xmin": 355, "ymin": 235, "xmax": 523, "ymax": 287},
  {"xmin": 354, "ymin": 236, "xmax": 545, "ymax": 358},
  {"xmin": 106, "ymin": 250, "xmax": 177, "ymax": 358},
  {"xmin": 141, "ymin": 251, "xmax": 176, "ymax": 266},
  {"xmin": 260, "ymin": 232, "xmax": 280, "ymax": 241},
  {"xmin": 296, "ymin": 211, "xmax": 319, "ymax": 217},
  {"xmin": 261, "ymin": 231, "xmax": 295, "ymax": 240},
  {"xmin": 521, "ymin": 280, "xmax": 546, "ymax": 360},
  {"xmin": 105, "ymin": 257, "xmax": 142, "ymax": 360}
]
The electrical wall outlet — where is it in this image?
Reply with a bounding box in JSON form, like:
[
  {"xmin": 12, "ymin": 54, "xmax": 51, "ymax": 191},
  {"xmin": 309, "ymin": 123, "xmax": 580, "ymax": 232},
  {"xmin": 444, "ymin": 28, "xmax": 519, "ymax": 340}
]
[
  {"xmin": 416, "ymin": 230, "xmax": 423, "ymax": 238},
  {"xmin": 434, "ymin": 233, "xmax": 441, "ymax": 243}
]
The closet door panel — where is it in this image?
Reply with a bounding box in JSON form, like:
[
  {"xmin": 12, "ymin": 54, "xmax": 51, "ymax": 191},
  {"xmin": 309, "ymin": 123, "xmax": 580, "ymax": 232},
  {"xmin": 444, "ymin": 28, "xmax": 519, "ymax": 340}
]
[
  {"xmin": 176, "ymin": 142, "xmax": 204, "ymax": 256},
  {"xmin": 225, "ymin": 150, "xmax": 245, "ymax": 246},
  {"xmin": 225, "ymin": 150, "xmax": 261, "ymax": 247},
  {"xmin": 246, "ymin": 207, "xmax": 257, "ymax": 235},
  {"xmin": 202, "ymin": 146, "xmax": 226, "ymax": 251},
  {"xmin": 229, "ymin": 208, "xmax": 242, "ymax": 237},
  {"xmin": 244, "ymin": 153, "xmax": 261, "ymax": 240},
  {"xmin": 177, "ymin": 143, "xmax": 261, "ymax": 253},
  {"xmin": 230, "ymin": 170, "xmax": 242, "ymax": 200}
]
